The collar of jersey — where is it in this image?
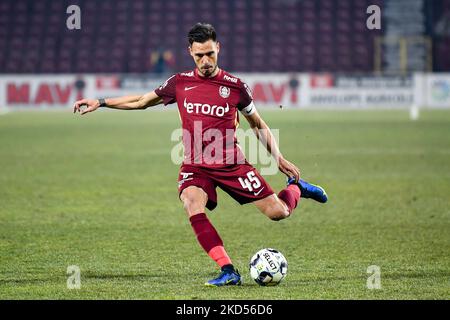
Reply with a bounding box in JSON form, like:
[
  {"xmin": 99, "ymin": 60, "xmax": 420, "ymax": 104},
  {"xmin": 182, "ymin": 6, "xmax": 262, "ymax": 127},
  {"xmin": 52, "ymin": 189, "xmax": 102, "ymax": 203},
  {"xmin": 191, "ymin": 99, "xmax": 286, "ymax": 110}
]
[{"xmin": 194, "ymin": 68, "xmax": 223, "ymax": 80}]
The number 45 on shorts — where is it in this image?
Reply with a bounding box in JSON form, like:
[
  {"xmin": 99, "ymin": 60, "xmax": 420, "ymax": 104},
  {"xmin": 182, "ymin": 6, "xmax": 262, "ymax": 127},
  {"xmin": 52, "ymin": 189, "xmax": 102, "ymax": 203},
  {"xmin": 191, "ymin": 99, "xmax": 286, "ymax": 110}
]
[{"xmin": 238, "ymin": 171, "xmax": 262, "ymax": 193}]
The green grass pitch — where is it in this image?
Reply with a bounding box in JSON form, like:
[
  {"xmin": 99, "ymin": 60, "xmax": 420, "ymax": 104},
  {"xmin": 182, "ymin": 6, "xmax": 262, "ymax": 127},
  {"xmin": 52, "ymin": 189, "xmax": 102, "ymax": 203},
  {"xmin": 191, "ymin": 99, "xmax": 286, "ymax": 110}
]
[{"xmin": 0, "ymin": 108, "xmax": 449, "ymax": 299}]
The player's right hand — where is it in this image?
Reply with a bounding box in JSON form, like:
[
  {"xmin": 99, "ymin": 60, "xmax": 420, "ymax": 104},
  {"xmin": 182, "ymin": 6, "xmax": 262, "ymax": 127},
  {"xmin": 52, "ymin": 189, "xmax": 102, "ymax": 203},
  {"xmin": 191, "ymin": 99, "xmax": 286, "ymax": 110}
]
[
  {"xmin": 73, "ymin": 99, "xmax": 100, "ymax": 115},
  {"xmin": 278, "ymin": 156, "xmax": 301, "ymax": 182}
]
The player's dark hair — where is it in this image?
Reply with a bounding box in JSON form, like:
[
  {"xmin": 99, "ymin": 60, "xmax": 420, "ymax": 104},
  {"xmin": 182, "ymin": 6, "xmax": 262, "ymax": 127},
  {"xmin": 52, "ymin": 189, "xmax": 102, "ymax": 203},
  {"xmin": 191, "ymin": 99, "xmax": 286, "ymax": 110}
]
[{"xmin": 188, "ymin": 23, "xmax": 217, "ymax": 45}]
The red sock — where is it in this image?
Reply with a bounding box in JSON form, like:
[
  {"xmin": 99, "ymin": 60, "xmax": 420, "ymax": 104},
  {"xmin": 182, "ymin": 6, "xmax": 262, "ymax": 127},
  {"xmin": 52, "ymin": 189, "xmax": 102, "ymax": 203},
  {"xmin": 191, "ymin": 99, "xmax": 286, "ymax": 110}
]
[
  {"xmin": 278, "ymin": 184, "xmax": 301, "ymax": 214},
  {"xmin": 189, "ymin": 213, "xmax": 232, "ymax": 268}
]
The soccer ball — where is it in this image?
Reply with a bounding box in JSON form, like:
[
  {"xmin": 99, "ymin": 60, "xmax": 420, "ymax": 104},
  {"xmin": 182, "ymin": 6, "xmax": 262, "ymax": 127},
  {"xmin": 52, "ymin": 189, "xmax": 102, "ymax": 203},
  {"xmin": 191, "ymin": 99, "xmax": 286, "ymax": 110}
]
[{"xmin": 249, "ymin": 248, "xmax": 288, "ymax": 286}]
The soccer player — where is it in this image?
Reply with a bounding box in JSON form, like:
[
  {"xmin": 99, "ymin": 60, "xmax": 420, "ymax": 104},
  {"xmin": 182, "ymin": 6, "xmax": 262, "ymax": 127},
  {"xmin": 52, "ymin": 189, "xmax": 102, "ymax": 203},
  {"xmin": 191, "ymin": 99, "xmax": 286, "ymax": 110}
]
[{"xmin": 73, "ymin": 23, "xmax": 327, "ymax": 287}]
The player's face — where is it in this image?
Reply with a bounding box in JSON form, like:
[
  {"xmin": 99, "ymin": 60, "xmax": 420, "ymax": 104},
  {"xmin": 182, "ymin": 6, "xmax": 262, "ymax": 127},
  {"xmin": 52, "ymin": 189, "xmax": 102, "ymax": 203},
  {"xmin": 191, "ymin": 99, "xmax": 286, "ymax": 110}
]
[{"xmin": 189, "ymin": 40, "xmax": 220, "ymax": 77}]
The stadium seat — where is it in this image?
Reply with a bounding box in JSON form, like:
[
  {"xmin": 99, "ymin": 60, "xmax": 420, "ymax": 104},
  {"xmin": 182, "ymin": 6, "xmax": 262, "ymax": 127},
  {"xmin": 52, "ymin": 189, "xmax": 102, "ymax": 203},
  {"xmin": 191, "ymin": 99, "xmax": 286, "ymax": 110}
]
[{"xmin": 0, "ymin": 0, "xmax": 447, "ymax": 73}]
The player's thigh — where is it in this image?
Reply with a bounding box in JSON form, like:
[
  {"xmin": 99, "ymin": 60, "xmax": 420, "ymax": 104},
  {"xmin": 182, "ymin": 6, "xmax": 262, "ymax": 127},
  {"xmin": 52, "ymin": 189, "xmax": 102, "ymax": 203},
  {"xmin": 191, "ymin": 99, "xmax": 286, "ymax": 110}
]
[
  {"xmin": 180, "ymin": 186, "xmax": 208, "ymax": 217},
  {"xmin": 253, "ymin": 194, "xmax": 289, "ymax": 221},
  {"xmin": 178, "ymin": 165, "xmax": 218, "ymax": 212}
]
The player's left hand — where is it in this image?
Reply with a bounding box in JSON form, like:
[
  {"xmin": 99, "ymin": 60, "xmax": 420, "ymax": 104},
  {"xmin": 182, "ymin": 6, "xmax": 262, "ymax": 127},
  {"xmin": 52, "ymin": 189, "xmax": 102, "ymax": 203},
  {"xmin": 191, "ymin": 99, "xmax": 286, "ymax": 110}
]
[{"xmin": 278, "ymin": 156, "xmax": 300, "ymax": 182}]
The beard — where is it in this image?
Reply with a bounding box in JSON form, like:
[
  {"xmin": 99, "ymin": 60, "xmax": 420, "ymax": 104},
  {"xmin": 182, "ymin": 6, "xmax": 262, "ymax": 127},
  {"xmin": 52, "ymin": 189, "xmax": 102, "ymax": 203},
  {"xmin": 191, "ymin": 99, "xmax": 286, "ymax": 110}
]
[{"xmin": 200, "ymin": 64, "xmax": 217, "ymax": 77}]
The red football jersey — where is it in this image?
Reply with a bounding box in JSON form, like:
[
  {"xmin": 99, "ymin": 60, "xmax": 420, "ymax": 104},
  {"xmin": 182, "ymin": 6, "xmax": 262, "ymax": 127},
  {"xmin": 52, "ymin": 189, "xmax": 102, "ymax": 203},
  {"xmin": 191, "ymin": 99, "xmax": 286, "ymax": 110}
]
[{"xmin": 155, "ymin": 68, "xmax": 256, "ymax": 168}]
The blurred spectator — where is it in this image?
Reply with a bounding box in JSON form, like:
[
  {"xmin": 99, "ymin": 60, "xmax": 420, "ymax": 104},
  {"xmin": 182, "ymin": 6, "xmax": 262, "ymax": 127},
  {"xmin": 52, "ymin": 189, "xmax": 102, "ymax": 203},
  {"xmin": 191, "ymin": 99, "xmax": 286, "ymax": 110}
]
[
  {"xmin": 288, "ymin": 74, "xmax": 299, "ymax": 104},
  {"xmin": 74, "ymin": 77, "xmax": 86, "ymax": 100},
  {"xmin": 435, "ymin": 12, "xmax": 450, "ymax": 36},
  {"xmin": 150, "ymin": 48, "xmax": 175, "ymax": 75}
]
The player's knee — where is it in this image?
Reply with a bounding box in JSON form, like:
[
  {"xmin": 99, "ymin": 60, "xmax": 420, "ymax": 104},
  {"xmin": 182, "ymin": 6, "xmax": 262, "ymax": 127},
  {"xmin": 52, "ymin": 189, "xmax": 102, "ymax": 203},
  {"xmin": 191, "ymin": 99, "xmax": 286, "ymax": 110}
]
[
  {"xmin": 267, "ymin": 205, "xmax": 290, "ymax": 221},
  {"xmin": 181, "ymin": 196, "xmax": 194, "ymax": 210},
  {"xmin": 181, "ymin": 194, "xmax": 198, "ymax": 211},
  {"xmin": 180, "ymin": 187, "xmax": 206, "ymax": 215},
  {"xmin": 256, "ymin": 196, "xmax": 290, "ymax": 221},
  {"xmin": 269, "ymin": 212, "xmax": 289, "ymax": 221}
]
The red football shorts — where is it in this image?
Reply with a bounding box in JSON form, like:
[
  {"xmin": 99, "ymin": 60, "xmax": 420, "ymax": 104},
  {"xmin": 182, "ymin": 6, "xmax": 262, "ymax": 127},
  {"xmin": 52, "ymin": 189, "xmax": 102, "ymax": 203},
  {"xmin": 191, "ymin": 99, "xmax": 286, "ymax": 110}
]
[{"xmin": 178, "ymin": 162, "xmax": 275, "ymax": 211}]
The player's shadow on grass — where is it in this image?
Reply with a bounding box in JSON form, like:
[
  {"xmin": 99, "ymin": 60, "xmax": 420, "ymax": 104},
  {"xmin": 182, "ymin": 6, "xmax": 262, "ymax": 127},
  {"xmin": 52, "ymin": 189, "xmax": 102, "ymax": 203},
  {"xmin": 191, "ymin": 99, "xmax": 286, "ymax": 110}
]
[
  {"xmin": 0, "ymin": 273, "xmax": 161, "ymax": 285},
  {"xmin": 3, "ymin": 271, "xmax": 446, "ymax": 287},
  {"xmin": 83, "ymin": 272, "xmax": 161, "ymax": 281},
  {"xmin": 0, "ymin": 278, "xmax": 58, "ymax": 285},
  {"xmin": 290, "ymin": 270, "xmax": 450, "ymax": 285}
]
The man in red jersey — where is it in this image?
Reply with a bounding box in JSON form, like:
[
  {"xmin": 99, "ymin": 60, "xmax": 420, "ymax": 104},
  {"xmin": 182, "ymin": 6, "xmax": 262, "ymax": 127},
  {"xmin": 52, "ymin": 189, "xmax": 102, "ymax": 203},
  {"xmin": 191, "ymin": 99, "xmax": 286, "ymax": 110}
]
[{"xmin": 73, "ymin": 23, "xmax": 327, "ymax": 286}]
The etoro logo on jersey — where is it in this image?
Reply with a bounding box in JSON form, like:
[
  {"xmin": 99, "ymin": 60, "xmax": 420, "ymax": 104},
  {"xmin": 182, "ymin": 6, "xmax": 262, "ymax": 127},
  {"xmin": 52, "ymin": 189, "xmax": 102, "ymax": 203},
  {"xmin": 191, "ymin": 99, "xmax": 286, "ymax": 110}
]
[{"xmin": 183, "ymin": 98, "xmax": 230, "ymax": 117}]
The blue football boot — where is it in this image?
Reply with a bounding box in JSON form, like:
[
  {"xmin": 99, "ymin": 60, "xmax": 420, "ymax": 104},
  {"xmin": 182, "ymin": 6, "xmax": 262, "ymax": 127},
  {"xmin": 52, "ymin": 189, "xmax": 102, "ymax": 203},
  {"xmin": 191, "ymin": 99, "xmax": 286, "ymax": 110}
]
[
  {"xmin": 287, "ymin": 177, "xmax": 328, "ymax": 203},
  {"xmin": 205, "ymin": 269, "xmax": 242, "ymax": 287}
]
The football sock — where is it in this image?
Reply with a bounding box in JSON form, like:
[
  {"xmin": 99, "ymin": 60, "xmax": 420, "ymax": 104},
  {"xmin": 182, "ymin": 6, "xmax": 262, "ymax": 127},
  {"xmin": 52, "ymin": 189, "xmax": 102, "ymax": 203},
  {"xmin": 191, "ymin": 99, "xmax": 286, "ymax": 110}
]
[
  {"xmin": 278, "ymin": 184, "xmax": 301, "ymax": 214},
  {"xmin": 189, "ymin": 213, "xmax": 232, "ymax": 268},
  {"xmin": 221, "ymin": 264, "xmax": 236, "ymax": 273}
]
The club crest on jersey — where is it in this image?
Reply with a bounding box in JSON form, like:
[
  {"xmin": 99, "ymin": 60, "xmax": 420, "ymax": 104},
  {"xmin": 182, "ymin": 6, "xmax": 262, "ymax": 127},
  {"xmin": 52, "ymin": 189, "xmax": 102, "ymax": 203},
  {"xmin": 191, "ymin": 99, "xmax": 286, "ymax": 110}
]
[{"xmin": 219, "ymin": 86, "xmax": 230, "ymax": 98}]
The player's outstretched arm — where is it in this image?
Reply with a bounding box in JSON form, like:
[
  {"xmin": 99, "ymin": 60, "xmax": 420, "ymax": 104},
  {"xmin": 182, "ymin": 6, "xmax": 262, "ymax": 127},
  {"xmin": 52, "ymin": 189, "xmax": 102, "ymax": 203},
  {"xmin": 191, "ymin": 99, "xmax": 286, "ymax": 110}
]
[
  {"xmin": 244, "ymin": 110, "xmax": 301, "ymax": 182},
  {"xmin": 73, "ymin": 91, "xmax": 163, "ymax": 115}
]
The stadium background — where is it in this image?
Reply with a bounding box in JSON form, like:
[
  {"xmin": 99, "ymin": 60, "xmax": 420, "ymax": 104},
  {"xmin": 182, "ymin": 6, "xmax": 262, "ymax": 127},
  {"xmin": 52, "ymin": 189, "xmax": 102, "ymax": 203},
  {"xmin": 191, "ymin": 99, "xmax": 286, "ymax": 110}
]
[{"xmin": 0, "ymin": 0, "xmax": 449, "ymax": 299}]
